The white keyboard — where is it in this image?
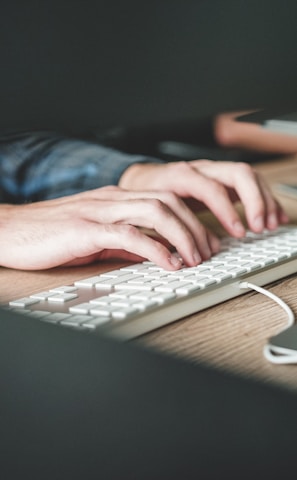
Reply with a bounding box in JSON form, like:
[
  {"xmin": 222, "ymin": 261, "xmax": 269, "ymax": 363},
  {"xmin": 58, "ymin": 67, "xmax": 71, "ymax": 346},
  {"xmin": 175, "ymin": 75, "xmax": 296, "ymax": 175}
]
[{"xmin": 6, "ymin": 226, "xmax": 297, "ymax": 339}]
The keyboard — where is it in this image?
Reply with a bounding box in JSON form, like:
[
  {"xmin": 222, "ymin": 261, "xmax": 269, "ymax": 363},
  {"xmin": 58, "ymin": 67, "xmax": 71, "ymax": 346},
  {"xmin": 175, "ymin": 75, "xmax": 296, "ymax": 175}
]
[{"xmin": 6, "ymin": 226, "xmax": 297, "ymax": 340}]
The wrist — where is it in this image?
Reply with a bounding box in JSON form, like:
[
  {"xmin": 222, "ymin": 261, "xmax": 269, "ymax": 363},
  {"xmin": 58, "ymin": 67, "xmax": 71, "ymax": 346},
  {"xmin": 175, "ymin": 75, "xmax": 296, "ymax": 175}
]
[{"xmin": 118, "ymin": 162, "xmax": 161, "ymax": 190}]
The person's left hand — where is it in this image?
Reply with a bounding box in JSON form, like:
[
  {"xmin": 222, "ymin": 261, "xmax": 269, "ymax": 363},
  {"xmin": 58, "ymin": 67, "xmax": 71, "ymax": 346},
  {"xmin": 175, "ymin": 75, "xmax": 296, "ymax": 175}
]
[{"xmin": 119, "ymin": 159, "xmax": 289, "ymax": 237}]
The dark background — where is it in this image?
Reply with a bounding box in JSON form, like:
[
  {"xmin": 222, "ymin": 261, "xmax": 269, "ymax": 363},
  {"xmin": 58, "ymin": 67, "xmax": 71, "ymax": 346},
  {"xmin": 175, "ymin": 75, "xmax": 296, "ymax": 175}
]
[{"xmin": 1, "ymin": 0, "xmax": 297, "ymax": 135}]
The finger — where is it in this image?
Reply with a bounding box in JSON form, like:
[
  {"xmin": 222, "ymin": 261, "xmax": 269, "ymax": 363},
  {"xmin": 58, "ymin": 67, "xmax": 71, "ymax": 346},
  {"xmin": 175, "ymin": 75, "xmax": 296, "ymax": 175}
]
[
  {"xmin": 179, "ymin": 173, "xmax": 246, "ymax": 238},
  {"xmin": 75, "ymin": 188, "xmax": 222, "ymax": 260},
  {"xmin": 117, "ymin": 190, "xmax": 216, "ymax": 260},
  {"xmin": 144, "ymin": 161, "xmax": 247, "ymax": 238},
  {"xmin": 206, "ymin": 228, "xmax": 221, "ymax": 254},
  {"xmin": 80, "ymin": 193, "xmax": 215, "ymax": 265},
  {"xmin": 20, "ymin": 192, "xmax": 213, "ymax": 266},
  {"xmin": 79, "ymin": 223, "xmax": 184, "ymax": 270},
  {"xmin": 193, "ymin": 161, "xmax": 273, "ymax": 233},
  {"xmin": 227, "ymin": 167, "xmax": 282, "ymax": 233},
  {"xmin": 232, "ymin": 167, "xmax": 273, "ymax": 232},
  {"xmin": 79, "ymin": 198, "xmax": 205, "ymax": 266},
  {"xmin": 257, "ymin": 176, "xmax": 290, "ymax": 229}
]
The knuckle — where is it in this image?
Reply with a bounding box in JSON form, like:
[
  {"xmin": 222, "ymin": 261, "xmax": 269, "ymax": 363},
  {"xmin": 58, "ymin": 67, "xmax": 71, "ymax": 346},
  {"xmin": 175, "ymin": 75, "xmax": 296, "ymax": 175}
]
[
  {"xmin": 118, "ymin": 224, "xmax": 139, "ymax": 237},
  {"xmin": 171, "ymin": 160, "xmax": 192, "ymax": 175},
  {"xmin": 235, "ymin": 162, "xmax": 255, "ymax": 177},
  {"xmin": 146, "ymin": 198, "xmax": 167, "ymax": 213},
  {"xmin": 207, "ymin": 180, "xmax": 226, "ymax": 197},
  {"xmin": 160, "ymin": 191, "xmax": 180, "ymax": 206},
  {"xmin": 104, "ymin": 223, "xmax": 140, "ymax": 240}
]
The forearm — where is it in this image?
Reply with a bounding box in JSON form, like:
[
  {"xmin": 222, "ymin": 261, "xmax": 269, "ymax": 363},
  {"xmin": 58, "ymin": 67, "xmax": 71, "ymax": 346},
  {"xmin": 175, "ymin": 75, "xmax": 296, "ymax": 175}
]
[
  {"xmin": 0, "ymin": 131, "xmax": 164, "ymax": 203},
  {"xmin": 214, "ymin": 112, "xmax": 297, "ymax": 154}
]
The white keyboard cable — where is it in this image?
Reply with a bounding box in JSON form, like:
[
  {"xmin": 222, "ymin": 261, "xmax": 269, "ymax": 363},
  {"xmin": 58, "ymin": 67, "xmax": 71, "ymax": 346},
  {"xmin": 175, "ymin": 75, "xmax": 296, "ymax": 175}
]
[{"xmin": 239, "ymin": 281, "xmax": 297, "ymax": 364}]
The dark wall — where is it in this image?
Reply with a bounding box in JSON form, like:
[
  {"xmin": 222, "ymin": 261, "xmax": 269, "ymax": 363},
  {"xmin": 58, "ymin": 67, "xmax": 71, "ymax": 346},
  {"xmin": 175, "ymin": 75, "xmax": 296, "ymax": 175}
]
[{"xmin": 1, "ymin": 0, "xmax": 297, "ymax": 134}]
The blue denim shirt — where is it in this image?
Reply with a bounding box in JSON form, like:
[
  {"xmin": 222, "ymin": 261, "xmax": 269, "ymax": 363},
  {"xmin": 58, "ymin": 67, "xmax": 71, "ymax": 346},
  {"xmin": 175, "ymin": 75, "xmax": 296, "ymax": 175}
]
[{"xmin": 0, "ymin": 131, "xmax": 163, "ymax": 203}]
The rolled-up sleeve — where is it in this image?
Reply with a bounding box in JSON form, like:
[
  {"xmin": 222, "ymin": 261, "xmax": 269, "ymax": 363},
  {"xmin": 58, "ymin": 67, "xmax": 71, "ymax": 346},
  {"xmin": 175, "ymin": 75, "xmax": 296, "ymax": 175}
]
[{"xmin": 0, "ymin": 131, "xmax": 164, "ymax": 203}]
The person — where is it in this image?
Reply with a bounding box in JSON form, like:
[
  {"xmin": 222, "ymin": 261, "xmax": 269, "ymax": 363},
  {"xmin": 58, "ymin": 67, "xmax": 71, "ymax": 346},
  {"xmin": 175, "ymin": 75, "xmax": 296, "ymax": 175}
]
[
  {"xmin": 0, "ymin": 131, "xmax": 289, "ymax": 271},
  {"xmin": 214, "ymin": 110, "xmax": 297, "ymax": 155}
]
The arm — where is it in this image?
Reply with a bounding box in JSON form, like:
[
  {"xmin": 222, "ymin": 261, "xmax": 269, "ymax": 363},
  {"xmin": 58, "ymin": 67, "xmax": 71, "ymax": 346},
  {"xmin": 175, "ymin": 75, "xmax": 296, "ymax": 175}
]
[
  {"xmin": 1, "ymin": 159, "xmax": 287, "ymax": 271},
  {"xmin": 214, "ymin": 111, "xmax": 297, "ymax": 154},
  {"xmin": 0, "ymin": 134, "xmax": 289, "ymax": 271},
  {"xmin": 0, "ymin": 132, "xmax": 163, "ymax": 202}
]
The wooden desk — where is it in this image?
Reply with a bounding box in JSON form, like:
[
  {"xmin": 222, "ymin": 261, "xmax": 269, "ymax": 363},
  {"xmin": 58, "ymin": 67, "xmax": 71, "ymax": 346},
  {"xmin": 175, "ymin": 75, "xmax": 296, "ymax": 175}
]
[{"xmin": 1, "ymin": 156, "xmax": 297, "ymax": 391}]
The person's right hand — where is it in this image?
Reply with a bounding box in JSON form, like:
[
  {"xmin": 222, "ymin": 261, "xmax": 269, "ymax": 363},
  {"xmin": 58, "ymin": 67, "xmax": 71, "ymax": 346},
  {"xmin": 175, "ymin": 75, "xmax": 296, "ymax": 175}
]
[{"xmin": 0, "ymin": 186, "xmax": 220, "ymax": 271}]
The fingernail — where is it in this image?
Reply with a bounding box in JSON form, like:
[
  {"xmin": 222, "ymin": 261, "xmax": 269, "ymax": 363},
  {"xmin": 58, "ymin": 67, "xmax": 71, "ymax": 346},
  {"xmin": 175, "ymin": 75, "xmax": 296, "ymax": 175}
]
[
  {"xmin": 233, "ymin": 221, "xmax": 245, "ymax": 236},
  {"xmin": 267, "ymin": 213, "xmax": 278, "ymax": 230},
  {"xmin": 253, "ymin": 216, "xmax": 264, "ymax": 232},
  {"xmin": 211, "ymin": 237, "xmax": 221, "ymax": 253},
  {"xmin": 193, "ymin": 250, "xmax": 202, "ymax": 264},
  {"xmin": 169, "ymin": 254, "xmax": 182, "ymax": 268}
]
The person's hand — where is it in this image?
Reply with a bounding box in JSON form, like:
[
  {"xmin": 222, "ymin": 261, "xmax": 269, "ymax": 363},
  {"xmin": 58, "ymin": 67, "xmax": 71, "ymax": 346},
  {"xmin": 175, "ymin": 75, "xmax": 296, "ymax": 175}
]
[
  {"xmin": 119, "ymin": 159, "xmax": 289, "ymax": 237},
  {"xmin": 0, "ymin": 186, "xmax": 220, "ymax": 270}
]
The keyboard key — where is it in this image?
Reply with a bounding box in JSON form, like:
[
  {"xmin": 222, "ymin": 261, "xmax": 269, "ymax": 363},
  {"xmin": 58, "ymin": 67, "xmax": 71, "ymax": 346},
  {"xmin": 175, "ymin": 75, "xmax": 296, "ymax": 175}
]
[
  {"xmin": 82, "ymin": 317, "xmax": 111, "ymax": 329},
  {"xmin": 74, "ymin": 276, "xmax": 102, "ymax": 287},
  {"xmin": 30, "ymin": 291, "xmax": 57, "ymax": 300},
  {"xmin": 112, "ymin": 306, "xmax": 140, "ymax": 320},
  {"xmin": 69, "ymin": 303, "xmax": 93, "ymax": 314},
  {"xmin": 42, "ymin": 312, "xmax": 72, "ymax": 323},
  {"xmin": 61, "ymin": 315, "xmax": 94, "ymax": 327},
  {"xmin": 9, "ymin": 297, "xmax": 40, "ymax": 308},
  {"xmin": 47, "ymin": 293, "xmax": 78, "ymax": 303},
  {"xmin": 49, "ymin": 286, "xmax": 78, "ymax": 293}
]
